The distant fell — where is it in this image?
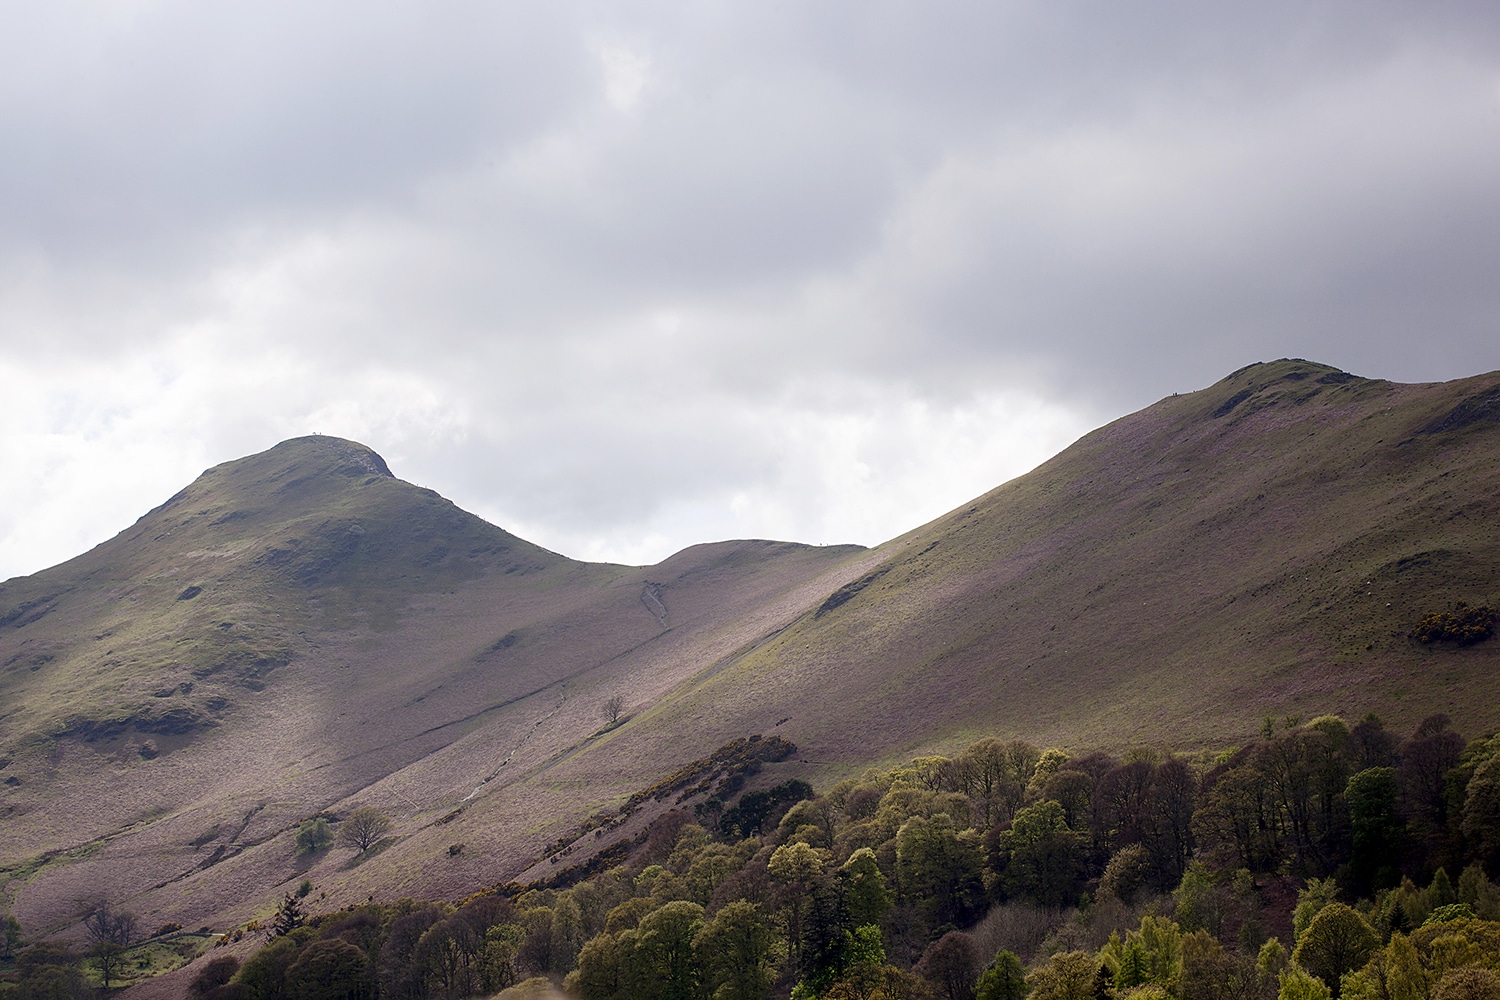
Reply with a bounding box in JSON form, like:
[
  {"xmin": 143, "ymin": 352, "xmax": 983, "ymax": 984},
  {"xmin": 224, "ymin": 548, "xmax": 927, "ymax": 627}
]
[
  {"xmin": 0, "ymin": 435, "xmax": 569, "ymax": 749},
  {"xmin": 3, "ymin": 359, "xmax": 1499, "ymax": 952}
]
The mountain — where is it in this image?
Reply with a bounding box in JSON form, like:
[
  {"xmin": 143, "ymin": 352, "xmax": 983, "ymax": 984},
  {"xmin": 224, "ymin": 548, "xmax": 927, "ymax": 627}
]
[{"xmin": 3, "ymin": 359, "xmax": 1498, "ymax": 948}]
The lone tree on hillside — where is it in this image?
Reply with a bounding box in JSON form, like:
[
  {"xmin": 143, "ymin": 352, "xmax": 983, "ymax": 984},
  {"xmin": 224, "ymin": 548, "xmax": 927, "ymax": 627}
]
[
  {"xmin": 270, "ymin": 893, "xmax": 305, "ymax": 938},
  {"xmin": 602, "ymin": 695, "xmax": 626, "ymax": 726},
  {"xmin": 88, "ymin": 941, "xmax": 128, "ymax": 990},
  {"xmin": 337, "ymin": 806, "xmax": 392, "ymax": 853},
  {"xmin": 294, "ymin": 817, "xmax": 333, "ymax": 854},
  {"xmin": 1, "ymin": 913, "xmax": 21, "ymax": 960},
  {"xmin": 83, "ymin": 902, "xmax": 137, "ymax": 947}
]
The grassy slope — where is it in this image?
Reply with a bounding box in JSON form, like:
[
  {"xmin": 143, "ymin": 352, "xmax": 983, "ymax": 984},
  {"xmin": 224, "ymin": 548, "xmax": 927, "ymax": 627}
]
[{"xmin": 5, "ymin": 359, "xmax": 1500, "ymax": 945}]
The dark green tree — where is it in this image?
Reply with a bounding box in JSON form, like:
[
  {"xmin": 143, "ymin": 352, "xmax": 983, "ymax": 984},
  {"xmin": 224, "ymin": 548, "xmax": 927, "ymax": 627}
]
[
  {"xmin": 1462, "ymin": 755, "xmax": 1500, "ymax": 871},
  {"xmin": 16, "ymin": 943, "xmax": 90, "ymax": 1000},
  {"xmin": 236, "ymin": 934, "xmax": 306, "ymax": 1000},
  {"xmin": 996, "ymin": 800, "xmax": 1083, "ymax": 907},
  {"xmin": 283, "ymin": 938, "xmax": 370, "ymax": 1000},
  {"xmin": 1346, "ymin": 767, "xmax": 1401, "ymax": 893},
  {"xmin": 413, "ymin": 916, "xmax": 482, "ymax": 999},
  {"xmin": 87, "ymin": 941, "xmax": 128, "ymax": 990},
  {"xmin": 840, "ymin": 848, "xmax": 891, "ymax": 927},
  {"xmin": 191, "ymin": 956, "xmax": 243, "ymax": 998},
  {"xmin": 896, "ymin": 814, "xmax": 985, "ymax": 925},
  {"xmin": 376, "ymin": 908, "xmax": 443, "ymax": 1000},
  {"xmin": 271, "ymin": 894, "xmax": 306, "ymax": 938},
  {"xmin": 1142, "ymin": 758, "xmax": 1196, "ymax": 889},
  {"xmin": 2, "ymin": 912, "xmax": 22, "ymax": 960}
]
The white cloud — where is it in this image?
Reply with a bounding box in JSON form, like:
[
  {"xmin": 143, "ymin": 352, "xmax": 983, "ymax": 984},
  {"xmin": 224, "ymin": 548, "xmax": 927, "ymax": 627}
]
[{"xmin": 595, "ymin": 41, "xmax": 652, "ymax": 113}]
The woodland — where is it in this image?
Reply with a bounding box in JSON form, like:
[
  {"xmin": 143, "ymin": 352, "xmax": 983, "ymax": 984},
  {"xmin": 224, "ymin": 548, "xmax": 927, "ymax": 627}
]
[{"xmin": 10, "ymin": 701, "xmax": 1500, "ymax": 1000}]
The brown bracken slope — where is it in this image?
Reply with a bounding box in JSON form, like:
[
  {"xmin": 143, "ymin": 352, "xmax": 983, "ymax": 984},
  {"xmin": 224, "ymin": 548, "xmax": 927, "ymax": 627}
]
[{"xmin": 2, "ymin": 358, "xmax": 1498, "ymax": 945}]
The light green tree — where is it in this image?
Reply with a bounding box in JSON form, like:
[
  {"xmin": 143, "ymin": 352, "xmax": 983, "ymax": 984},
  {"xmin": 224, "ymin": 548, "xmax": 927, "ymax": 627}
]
[
  {"xmin": 1027, "ymin": 950, "xmax": 1101, "ymax": 1000},
  {"xmin": 1340, "ymin": 931, "xmax": 1428, "ymax": 1000},
  {"xmin": 569, "ymin": 930, "xmax": 633, "ymax": 1000},
  {"xmin": 695, "ymin": 900, "xmax": 774, "ymax": 1000},
  {"xmin": 769, "ymin": 842, "xmax": 829, "ymax": 972},
  {"xmin": 1292, "ymin": 904, "xmax": 1378, "ymax": 997},
  {"xmin": 294, "ymin": 817, "xmax": 333, "ymax": 854},
  {"xmin": 1293, "ymin": 879, "xmax": 1341, "ymax": 943},
  {"xmin": 634, "ymin": 900, "xmax": 704, "ymax": 1000},
  {"xmin": 1278, "ymin": 965, "xmax": 1333, "ymax": 1000}
]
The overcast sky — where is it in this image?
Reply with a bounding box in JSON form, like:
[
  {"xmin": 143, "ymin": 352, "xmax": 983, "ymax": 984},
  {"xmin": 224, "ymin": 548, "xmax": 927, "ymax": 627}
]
[{"xmin": 3, "ymin": 2, "xmax": 1499, "ymax": 579}]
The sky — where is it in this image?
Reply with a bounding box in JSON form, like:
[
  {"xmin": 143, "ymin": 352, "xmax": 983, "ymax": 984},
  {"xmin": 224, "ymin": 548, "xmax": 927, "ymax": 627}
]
[{"xmin": 3, "ymin": 2, "xmax": 1499, "ymax": 579}]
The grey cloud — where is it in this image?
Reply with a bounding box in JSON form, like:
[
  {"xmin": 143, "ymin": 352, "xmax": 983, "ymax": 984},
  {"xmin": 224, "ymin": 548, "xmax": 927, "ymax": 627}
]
[{"xmin": 3, "ymin": 1, "xmax": 1500, "ymax": 577}]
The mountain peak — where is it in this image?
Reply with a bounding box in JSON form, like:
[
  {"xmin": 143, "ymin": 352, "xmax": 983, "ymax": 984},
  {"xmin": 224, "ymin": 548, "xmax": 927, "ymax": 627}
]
[
  {"xmin": 194, "ymin": 434, "xmax": 394, "ymax": 493},
  {"xmin": 265, "ymin": 435, "xmax": 394, "ymax": 478},
  {"xmin": 1199, "ymin": 358, "xmax": 1380, "ymax": 421}
]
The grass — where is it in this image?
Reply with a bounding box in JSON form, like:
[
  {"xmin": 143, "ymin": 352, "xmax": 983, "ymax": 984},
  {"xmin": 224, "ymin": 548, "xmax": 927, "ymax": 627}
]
[{"xmin": 87, "ymin": 932, "xmax": 216, "ymax": 990}]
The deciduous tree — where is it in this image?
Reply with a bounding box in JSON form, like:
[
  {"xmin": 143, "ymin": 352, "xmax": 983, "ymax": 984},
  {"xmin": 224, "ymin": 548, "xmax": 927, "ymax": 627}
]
[
  {"xmin": 336, "ymin": 806, "xmax": 392, "ymax": 853},
  {"xmin": 1292, "ymin": 903, "xmax": 1378, "ymax": 996},
  {"xmin": 283, "ymin": 937, "xmax": 370, "ymax": 1000},
  {"xmin": 295, "ymin": 818, "xmax": 333, "ymax": 855},
  {"xmin": 1025, "ymin": 951, "xmax": 1100, "ymax": 1000},
  {"xmin": 974, "ymin": 952, "xmax": 1026, "ymax": 1000},
  {"xmin": 695, "ymin": 900, "xmax": 773, "ymax": 1000},
  {"xmin": 602, "ymin": 696, "xmax": 626, "ymax": 726},
  {"xmin": 633, "ymin": 901, "xmax": 703, "ymax": 1000}
]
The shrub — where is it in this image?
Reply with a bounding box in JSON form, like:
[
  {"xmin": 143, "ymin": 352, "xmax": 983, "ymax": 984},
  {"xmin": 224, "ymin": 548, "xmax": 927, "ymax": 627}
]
[
  {"xmin": 190, "ymin": 956, "xmax": 240, "ymax": 998},
  {"xmin": 1409, "ymin": 602, "xmax": 1497, "ymax": 646}
]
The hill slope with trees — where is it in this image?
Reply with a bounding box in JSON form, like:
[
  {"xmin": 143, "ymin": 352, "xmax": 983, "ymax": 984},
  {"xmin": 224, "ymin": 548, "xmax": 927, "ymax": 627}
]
[{"xmin": 1, "ymin": 358, "xmax": 1498, "ymax": 973}]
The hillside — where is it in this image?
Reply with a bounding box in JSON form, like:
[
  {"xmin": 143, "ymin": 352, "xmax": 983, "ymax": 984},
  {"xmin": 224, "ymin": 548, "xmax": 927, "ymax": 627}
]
[
  {"xmin": 614, "ymin": 359, "xmax": 1500, "ymax": 764},
  {"xmin": 3, "ymin": 359, "xmax": 1499, "ymax": 953}
]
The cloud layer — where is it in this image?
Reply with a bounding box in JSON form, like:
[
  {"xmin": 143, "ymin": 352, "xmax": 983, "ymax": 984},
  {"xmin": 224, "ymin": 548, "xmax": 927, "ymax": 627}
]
[{"xmin": 3, "ymin": 2, "xmax": 1499, "ymax": 578}]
